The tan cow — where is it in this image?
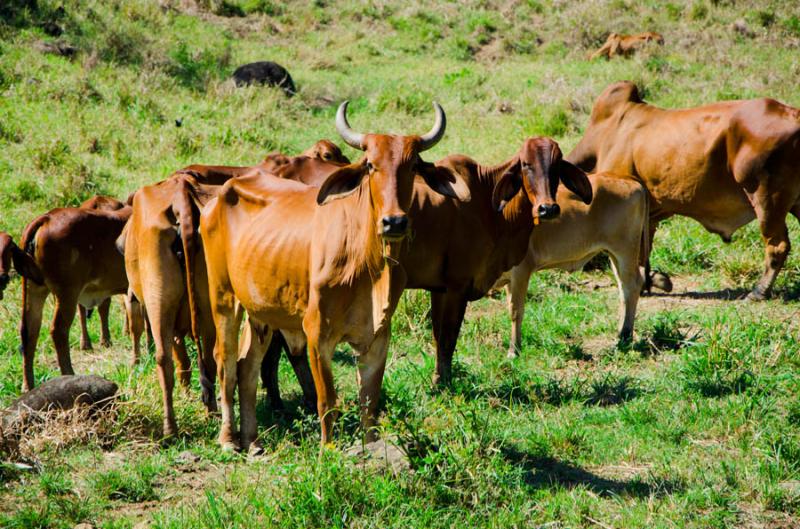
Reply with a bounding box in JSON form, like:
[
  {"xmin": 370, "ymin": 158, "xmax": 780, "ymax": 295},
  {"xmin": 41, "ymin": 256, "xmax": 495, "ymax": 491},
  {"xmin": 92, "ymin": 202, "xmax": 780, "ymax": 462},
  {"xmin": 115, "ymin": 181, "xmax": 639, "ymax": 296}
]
[
  {"xmin": 568, "ymin": 81, "xmax": 800, "ymax": 300},
  {"xmin": 495, "ymin": 173, "xmax": 649, "ymax": 357},
  {"xmin": 120, "ymin": 144, "xmax": 347, "ymax": 438},
  {"xmin": 200, "ymin": 102, "xmax": 468, "ymax": 450},
  {"xmin": 589, "ymin": 32, "xmax": 664, "ymax": 60}
]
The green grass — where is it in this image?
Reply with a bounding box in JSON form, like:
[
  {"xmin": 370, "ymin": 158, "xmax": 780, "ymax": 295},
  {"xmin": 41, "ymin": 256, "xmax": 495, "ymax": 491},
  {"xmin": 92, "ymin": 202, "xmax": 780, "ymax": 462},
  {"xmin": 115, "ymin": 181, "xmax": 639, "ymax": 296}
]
[{"xmin": 2, "ymin": 0, "xmax": 800, "ymax": 527}]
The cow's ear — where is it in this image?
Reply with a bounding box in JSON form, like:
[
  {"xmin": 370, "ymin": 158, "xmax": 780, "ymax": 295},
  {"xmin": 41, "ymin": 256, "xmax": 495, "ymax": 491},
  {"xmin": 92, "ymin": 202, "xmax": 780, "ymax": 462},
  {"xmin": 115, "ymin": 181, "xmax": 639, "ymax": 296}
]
[
  {"xmin": 11, "ymin": 246, "xmax": 44, "ymax": 285},
  {"xmin": 492, "ymin": 160, "xmax": 521, "ymax": 212},
  {"xmin": 417, "ymin": 160, "xmax": 471, "ymax": 202},
  {"xmin": 558, "ymin": 160, "xmax": 593, "ymax": 205},
  {"xmin": 316, "ymin": 159, "xmax": 368, "ymax": 205}
]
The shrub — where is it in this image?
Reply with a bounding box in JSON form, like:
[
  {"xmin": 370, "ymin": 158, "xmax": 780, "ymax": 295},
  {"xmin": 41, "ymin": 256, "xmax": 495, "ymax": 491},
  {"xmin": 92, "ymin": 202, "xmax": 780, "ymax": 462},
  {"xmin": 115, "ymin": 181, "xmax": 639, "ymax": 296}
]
[
  {"xmin": 167, "ymin": 41, "xmax": 232, "ymax": 89},
  {"xmin": 784, "ymin": 15, "xmax": 800, "ymax": 37},
  {"xmin": 690, "ymin": 2, "xmax": 708, "ymax": 20},
  {"xmin": 635, "ymin": 312, "xmax": 687, "ymax": 355}
]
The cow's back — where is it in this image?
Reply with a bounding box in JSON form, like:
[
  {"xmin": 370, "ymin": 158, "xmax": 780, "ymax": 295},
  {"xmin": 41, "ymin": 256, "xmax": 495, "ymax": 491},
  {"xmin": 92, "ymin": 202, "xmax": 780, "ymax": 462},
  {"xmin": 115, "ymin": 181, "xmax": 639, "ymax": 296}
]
[{"xmin": 31, "ymin": 208, "xmax": 129, "ymax": 293}]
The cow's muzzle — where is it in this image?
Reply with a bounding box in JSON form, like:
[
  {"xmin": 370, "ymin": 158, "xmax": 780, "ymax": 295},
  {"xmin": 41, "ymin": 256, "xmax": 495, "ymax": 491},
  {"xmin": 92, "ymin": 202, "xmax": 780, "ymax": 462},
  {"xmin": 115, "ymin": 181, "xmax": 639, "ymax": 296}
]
[
  {"xmin": 381, "ymin": 215, "xmax": 409, "ymax": 239},
  {"xmin": 536, "ymin": 203, "xmax": 560, "ymax": 220}
]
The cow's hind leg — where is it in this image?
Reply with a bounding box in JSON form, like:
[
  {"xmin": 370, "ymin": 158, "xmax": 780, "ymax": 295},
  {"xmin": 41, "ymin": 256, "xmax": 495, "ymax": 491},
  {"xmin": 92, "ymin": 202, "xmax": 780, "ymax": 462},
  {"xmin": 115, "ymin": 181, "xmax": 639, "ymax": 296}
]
[
  {"xmin": 172, "ymin": 334, "xmax": 192, "ymax": 389},
  {"xmin": 20, "ymin": 282, "xmax": 48, "ymax": 391},
  {"xmin": 51, "ymin": 293, "xmax": 79, "ymax": 377},
  {"xmin": 213, "ymin": 305, "xmax": 240, "ymax": 450},
  {"xmin": 283, "ymin": 333, "xmax": 317, "ymax": 414},
  {"xmin": 98, "ymin": 298, "xmax": 112, "ymax": 347},
  {"xmin": 198, "ymin": 327, "xmax": 217, "ymax": 414},
  {"xmin": 125, "ymin": 291, "xmax": 145, "ymax": 365},
  {"xmin": 260, "ymin": 331, "xmax": 285, "ymax": 411},
  {"xmin": 78, "ymin": 305, "xmax": 92, "ymax": 351}
]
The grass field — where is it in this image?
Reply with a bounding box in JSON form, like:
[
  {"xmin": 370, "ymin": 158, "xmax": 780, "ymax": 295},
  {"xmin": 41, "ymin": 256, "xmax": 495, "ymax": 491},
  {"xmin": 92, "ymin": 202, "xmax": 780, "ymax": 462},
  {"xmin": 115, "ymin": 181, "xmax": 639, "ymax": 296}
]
[{"xmin": 2, "ymin": 0, "xmax": 800, "ymax": 527}]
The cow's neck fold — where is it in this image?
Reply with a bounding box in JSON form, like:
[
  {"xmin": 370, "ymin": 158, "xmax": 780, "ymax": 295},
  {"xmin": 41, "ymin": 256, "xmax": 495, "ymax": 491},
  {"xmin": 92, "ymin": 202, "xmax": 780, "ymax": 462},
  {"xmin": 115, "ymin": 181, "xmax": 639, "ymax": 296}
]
[
  {"xmin": 324, "ymin": 182, "xmax": 385, "ymax": 287},
  {"xmin": 477, "ymin": 159, "xmax": 535, "ymax": 271}
]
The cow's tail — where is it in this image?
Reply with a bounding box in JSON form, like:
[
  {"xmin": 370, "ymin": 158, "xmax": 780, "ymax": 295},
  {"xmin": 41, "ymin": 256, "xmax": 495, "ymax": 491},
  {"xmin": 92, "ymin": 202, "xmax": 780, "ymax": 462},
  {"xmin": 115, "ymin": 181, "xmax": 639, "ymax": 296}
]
[
  {"xmin": 636, "ymin": 179, "xmax": 652, "ymax": 289},
  {"xmin": 18, "ymin": 216, "xmax": 47, "ymax": 357},
  {"xmin": 174, "ymin": 180, "xmax": 203, "ymax": 358}
]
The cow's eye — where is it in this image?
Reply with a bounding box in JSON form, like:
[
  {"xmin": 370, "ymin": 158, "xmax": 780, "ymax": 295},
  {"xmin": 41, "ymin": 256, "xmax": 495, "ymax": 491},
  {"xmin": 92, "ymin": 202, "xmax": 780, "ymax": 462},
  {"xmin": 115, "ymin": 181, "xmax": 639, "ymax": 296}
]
[{"xmin": 366, "ymin": 162, "xmax": 374, "ymax": 172}]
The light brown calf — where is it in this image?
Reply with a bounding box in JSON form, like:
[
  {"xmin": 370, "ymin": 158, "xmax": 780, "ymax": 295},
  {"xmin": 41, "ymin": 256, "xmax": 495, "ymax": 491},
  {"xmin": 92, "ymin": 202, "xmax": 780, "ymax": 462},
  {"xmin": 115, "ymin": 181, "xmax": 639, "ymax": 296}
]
[
  {"xmin": 496, "ymin": 173, "xmax": 649, "ymax": 357},
  {"xmin": 589, "ymin": 32, "xmax": 664, "ymax": 60}
]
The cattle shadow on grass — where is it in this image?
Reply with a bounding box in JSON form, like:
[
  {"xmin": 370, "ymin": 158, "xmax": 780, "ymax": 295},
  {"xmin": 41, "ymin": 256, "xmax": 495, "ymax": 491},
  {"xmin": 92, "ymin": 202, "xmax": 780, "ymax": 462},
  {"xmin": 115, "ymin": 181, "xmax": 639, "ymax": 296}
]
[
  {"xmin": 443, "ymin": 364, "xmax": 644, "ymax": 408},
  {"xmin": 648, "ymin": 287, "xmax": 749, "ymax": 301},
  {"xmin": 502, "ymin": 446, "xmax": 682, "ymax": 498}
]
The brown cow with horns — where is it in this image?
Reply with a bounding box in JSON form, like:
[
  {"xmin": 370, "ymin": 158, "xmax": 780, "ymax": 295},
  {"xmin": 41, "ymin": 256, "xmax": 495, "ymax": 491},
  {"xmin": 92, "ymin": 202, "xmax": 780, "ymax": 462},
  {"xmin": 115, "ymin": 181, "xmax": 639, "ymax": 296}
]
[
  {"xmin": 201, "ymin": 102, "xmax": 469, "ymax": 450},
  {"xmin": 399, "ymin": 137, "xmax": 593, "ymax": 385},
  {"xmin": 568, "ymin": 81, "xmax": 800, "ymax": 300}
]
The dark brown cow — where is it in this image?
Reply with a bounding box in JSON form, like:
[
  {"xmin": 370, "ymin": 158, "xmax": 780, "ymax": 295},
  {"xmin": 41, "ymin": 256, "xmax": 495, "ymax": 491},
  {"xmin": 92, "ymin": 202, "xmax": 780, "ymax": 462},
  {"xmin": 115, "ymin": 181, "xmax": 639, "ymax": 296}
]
[
  {"xmin": 181, "ymin": 139, "xmax": 349, "ymax": 183},
  {"xmin": 400, "ymin": 138, "xmax": 593, "ymax": 385},
  {"xmin": 589, "ymin": 32, "xmax": 664, "ymax": 60},
  {"xmin": 201, "ymin": 102, "xmax": 467, "ymax": 450},
  {"xmin": 76, "ymin": 196, "xmax": 127, "ymax": 352},
  {"xmin": 17, "ymin": 205, "xmax": 131, "ymax": 391},
  {"xmin": 119, "ymin": 143, "xmax": 347, "ymax": 437},
  {"xmin": 568, "ymin": 81, "xmax": 800, "ymax": 300},
  {"xmin": 0, "ymin": 232, "xmax": 42, "ymax": 301}
]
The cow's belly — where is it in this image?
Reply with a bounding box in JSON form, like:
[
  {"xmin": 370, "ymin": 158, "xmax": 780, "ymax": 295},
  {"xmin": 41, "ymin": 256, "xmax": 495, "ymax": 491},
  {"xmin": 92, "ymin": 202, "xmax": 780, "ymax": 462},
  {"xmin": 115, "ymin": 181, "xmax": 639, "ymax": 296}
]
[
  {"xmin": 79, "ymin": 282, "xmax": 120, "ymax": 308},
  {"xmin": 228, "ymin": 230, "xmax": 309, "ymax": 332}
]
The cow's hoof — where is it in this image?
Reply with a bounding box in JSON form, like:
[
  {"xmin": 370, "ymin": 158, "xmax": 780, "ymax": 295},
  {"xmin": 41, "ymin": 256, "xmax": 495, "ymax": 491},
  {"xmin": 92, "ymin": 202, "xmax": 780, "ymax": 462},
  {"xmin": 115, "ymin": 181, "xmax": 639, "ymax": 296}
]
[
  {"xmin": 162, "ymin": 421, "xmax": 178, "ymax": 440},
  {"xmin": 101, "ymin": 339, "xmax": 112, "ymax": 348},
  {"xmin": 80, "ymin": 342, "xmax": 92, "ymax": 351},
  {"xmin": 651, "ymin": 272, "xmax": 673, "ymax": 293},
  {"xmin": 746, "ymin": 289, "xmax": 767, "ymax": 302},
  {"xmin": 506, "ymin": 349, "xmax": 519, "ymax": 359},
  {"xmin": 247, "ymin": 443, "xmax": 265, "ymax": 458},
  {"xmin": 218, "ymin": 429, "xmax": 240, "ymax": 452}
]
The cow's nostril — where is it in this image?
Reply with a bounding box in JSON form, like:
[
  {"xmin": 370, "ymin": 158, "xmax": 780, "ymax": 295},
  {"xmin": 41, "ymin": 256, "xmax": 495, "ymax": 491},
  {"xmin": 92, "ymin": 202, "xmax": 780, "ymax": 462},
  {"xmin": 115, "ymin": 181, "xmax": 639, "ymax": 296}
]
[
  {"xmin": 381, "ymin": 216, "xmax": 408, "ymax": 235},
  {"xmin": 537, "ymin": 204, "xmax": 560, "ymax": 219}
]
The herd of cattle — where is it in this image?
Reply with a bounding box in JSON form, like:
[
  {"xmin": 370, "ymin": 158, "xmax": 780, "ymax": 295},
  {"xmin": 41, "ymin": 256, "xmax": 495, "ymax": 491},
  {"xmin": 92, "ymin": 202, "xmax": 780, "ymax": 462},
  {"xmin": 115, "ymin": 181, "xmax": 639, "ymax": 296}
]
[{"xmin": 1, "ymin": 80, "xmax": 799, "ymax": 452}]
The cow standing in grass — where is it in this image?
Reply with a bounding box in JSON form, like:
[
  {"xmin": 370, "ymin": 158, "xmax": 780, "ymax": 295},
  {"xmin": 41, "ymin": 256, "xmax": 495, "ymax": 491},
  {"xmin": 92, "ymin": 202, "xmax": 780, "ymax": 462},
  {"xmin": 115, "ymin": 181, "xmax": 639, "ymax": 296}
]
[
  {"xmin": 568, "ymin": 81, "xmax": 800, "ymax": 300},
  {"xmin": 399, "ymin": 137, "xmax": 593, "ymax": 385},
  {"xmin": 200, "ymin": 102, "xmax": 468, "ymax": 450}
]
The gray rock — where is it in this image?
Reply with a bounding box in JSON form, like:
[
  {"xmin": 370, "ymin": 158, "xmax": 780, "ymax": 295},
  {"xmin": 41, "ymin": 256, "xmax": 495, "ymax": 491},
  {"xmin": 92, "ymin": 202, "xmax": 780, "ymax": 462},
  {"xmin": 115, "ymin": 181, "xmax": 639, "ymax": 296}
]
[
  {"xmin": 346, "ymin": 436, "xmax": 410, "ymax": 474},
  {"xmin": 2, "ymin": 375, "xmax": 118, "ymax": 433}
]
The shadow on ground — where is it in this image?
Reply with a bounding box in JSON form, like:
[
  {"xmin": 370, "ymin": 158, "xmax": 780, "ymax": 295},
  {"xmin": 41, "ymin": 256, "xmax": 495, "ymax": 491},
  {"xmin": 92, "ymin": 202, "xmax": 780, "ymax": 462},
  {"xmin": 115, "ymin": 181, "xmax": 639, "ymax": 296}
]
[{"xmin": 502, "ymin": 446, "xmax": 682, "ymax": 498}]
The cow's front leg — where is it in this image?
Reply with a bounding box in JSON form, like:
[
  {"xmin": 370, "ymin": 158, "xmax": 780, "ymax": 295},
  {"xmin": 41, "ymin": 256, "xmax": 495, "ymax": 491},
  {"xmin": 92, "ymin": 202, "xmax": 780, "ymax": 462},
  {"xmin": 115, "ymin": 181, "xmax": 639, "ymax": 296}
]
[
  {"xmin": 431, "ymin": 290, "xmax": 468, "ymax": 387},
  {"xmin": 303, "ymin": 304, "xmax": 338, "ymax": 447},
  {"xmin": 354, "ymin": 329, "xmax": 389, "ymax": 443},
  {"xmin": 748, "ymin": 197, "xmax": 792, "ymax": 301},
  {"xmin": 213, "ymin": 308, "xmax": 240, "ymax": 451},
  {"xmin": 238, "ymin": 320, "xmax": 271, "ymax": 453}
]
